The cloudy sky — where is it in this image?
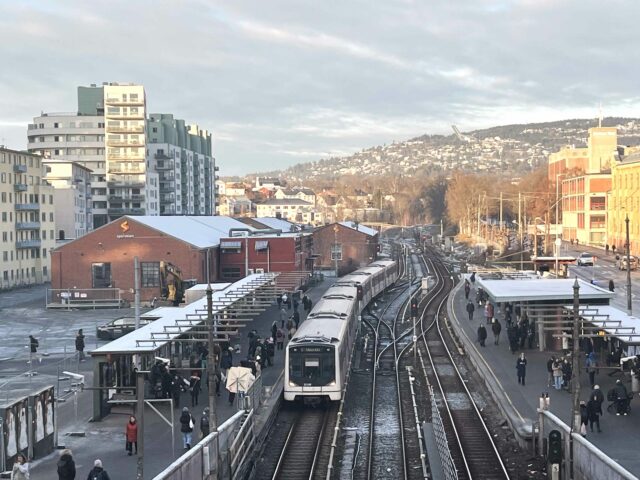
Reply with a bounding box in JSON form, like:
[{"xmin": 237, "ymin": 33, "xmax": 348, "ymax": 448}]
[{"xmin": 1, "ymin": 0, "xmax": 638, "ymax": 175}]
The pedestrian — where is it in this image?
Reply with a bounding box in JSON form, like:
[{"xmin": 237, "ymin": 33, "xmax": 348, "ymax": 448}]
[
  {"xmin": 609, "ymin": 279, "xmax": 615, "ymax": 292},
  {"xmin": 125, "ymin": 415, "xmax": 138, "ymax": 456},
  {"xmin": 179, "ymin": 407, "xmax": 195, "ymax": 449},
  {"xmin": 286, "ymin": 293, "xmax": 292, "ymax": 310},
  {"xmin": 562, "ymin": 359, "xmax": 572, "ymax": 391},
  {"xmin": 470, "ymin": 272, "xmax": 476, "ymax": 284},
  {"xmin": 266, "ymin": 337, "xmax": 275, "ymax": 365},
  {"xmin": 29, "ymin": 335, "xmax": 38, "ymax": 354},
  {"xmin": 200, "ymin": 407, "xmax": 210, "ymax": 438},
  {"xmin": 86, "ymin": 459, "xmax": 110, "ymax": 480},
  {"xmin": 279, "ymin": 307, "xmax": 288, "ymax": 329},
  {"xmin": 579, "ymin": 401, "xmax": 588, "ymax": 437},
  {"xmin": 552, "ymin": 359, "xmax": 563, "ymax": 390},
  {"xmin": 614, "ymin": 379, "xmax": 630, "ymax": 415},
  {"xmin": 281, "ymin": 292, "xmax": 288, "ymax": 309},
  {"xmin": 587, "ymin": 394, "xmax": 602, "ymax": 433},
  {"xmin": 190, "ymin": 374, "xmax": 201, "ymax": 407},
  {"xmin": 288, "ymin": 324, "xmax": 297, "ymax": 340},
  {"xmin": 477, "ymin": 324, "xmax": 487, "ymax": 347},
  {"xmin": 485, "ymin": 302, "xmax": 494, "ymax": 322},
  {"xmin": 466, "ymin": 300, "xmax": 475, "ymax": 321},
  {"xmin": 547, "ymin": 356, "xmax": 556, "ymax": 387},
  {"xmin": 576, "ymin": 238, "xmax": 579, "ymax": 245},
  {"xmin": 276, "ymin": 327, "xmax": 285, "ymax": 350},
  {"xmin": 303, "ymin": 294, "xmax": 313, "ymax": 314},
  {"xmin": 605, "ymin": 244, "xmax": 610, "ymax": 255},
  {"xmin": 276, "ymin": 294, "xmax": 282, "ymax": 309},
  {"xmin": 516, "ymin": 353, "xmax": 527, "ymax": 385},
  {"xmin": 586, "ymin": 352, "xmax": 598, "ymax": 388},
  {"xmin": 570, "ymin": 238, "xmax": 574, "ymax": 245},
  {"xmin": 11, "ymin": 453, "xmax": 29, "ymax": 480},
  {"xmin": 171, "ymin": 374, "xmax": 183, "ymax": 409},
  {"xmin": 491, "ymin": 318, "xmax": 501, "ymax": 345},
  {"xmin": 527, "ymin": 322, "xmax": 535, "ymax": 349},
  {"xmin": 612, "ymin": 245, "xmax": 616, "ymax": 255},
  {"xmin": 221, "ymin": 347, "xmax": 233, "ymax": 376},
  {"xmin": 57, "ymin": 448, "xmax": 76, "ymax": 480},
  {"xmin": 464, "ymin": 280, "xmax": 470, "ymax": 300},
  {"xmin": 507, "ymin": 325, "xmax": 518, "ymax": 354},
  {"xmin": 293, "ymin": 310, "xmax": 300, "ymax": 329},
  {"xmin": 271, "ymin": 321, "xmax": 278, "ymax": 344},
  {"xmin": 75, "ymin": 329, "xmax": 85, "ymax": 361}
]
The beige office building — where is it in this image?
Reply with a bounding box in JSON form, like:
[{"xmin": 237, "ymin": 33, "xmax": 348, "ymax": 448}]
[{"xmin": 0, "ymin": 148, "xmax": 56, "ymax": 289}]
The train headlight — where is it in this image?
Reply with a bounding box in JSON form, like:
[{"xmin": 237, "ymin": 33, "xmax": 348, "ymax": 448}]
[
  {"xmin": 288, "ymin": 380, "xmax": 298, "ymax": 387},
  {"xmin": 328, "ymin": 381, "xmax": 336, "ymax": 386}
]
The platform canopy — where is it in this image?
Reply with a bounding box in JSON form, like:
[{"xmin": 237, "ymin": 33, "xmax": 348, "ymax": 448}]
[
  {"xmin": 562, "ymin": 304, "xmax": 640, "ymax": 345},
  {"xmin": 91, "ymin": 274, "xmax": 277, "ymax": 355},
  {"xmin": 477, "ymin": 277, "xmax": 614, "ymax": 303}
]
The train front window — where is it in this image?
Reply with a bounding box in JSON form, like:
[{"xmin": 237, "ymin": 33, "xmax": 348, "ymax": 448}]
[{"xmin": 289, "ymin": 346, "xmax": 335, "ymax": 386}]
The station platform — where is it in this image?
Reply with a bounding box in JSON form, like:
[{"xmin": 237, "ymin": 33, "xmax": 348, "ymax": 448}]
[
  {"xmin": 448, "ymin": 279, "xmax": 640, "ymax": 476},
  {"xmin": 28, "ymin": 278, "xmax": 334, "ymax": 480}
]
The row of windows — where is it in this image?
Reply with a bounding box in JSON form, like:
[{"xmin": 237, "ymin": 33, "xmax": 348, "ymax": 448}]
[
  {"xmin": 1, "ymin": 212, "xmax": 54, "ymax": 223},
  {"xmin": 2, "ymin": 267, "xmax": 48, "ymax": 282},
  {"xmin": 1, "ymin": 248, "xmax": 47, "ymax": 261},
  {"xmin": 90, "ymin": 262, "xmax": 159, "ymax": 288},
  {"xmin": 0, "ymin": 152, "xmax": 40, "ymax": 168}
]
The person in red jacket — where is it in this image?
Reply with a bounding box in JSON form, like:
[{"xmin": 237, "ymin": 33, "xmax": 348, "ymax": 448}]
[{"xmin": 125, "ymin": 416, "xmax": 138, "ymax": 456}]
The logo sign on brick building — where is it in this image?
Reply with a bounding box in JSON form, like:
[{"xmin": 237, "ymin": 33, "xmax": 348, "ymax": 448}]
[{"xmin": 117, "ymin": 220, "xmax": 134, "ymax": 239}]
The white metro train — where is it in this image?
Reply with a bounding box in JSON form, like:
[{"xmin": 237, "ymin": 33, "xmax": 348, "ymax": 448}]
[{"xmin": 284, "ymin": 259, "xmax": 399, "ymax": 402}]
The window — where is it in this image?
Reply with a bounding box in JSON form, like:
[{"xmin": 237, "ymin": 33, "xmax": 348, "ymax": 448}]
[
  {"xmin": 221, "ymin": 267, "xmax": 242, "ymax": 279},
  {"xmin": 42, "ymin": 248, "xmax": 47, "ymax": 258},
  {"xmin": 91, "ymin": 263, "xmax": 112, "ymax": 288},
  {"xmin": 331, "ymin": 243, "xmax": 343, "ymax": 261},
  {"xmin": 140, "ymin": 262, "xmax": 160, "ymax": 287}
]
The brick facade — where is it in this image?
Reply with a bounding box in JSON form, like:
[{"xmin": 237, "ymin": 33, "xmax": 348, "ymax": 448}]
[
  {"xmin": 313, "ymin": 223, "xmax": 378, "ymax": 275},
  {"xmin": 51, "ymin": 218, "xmax": 217, "ymax": 302}
]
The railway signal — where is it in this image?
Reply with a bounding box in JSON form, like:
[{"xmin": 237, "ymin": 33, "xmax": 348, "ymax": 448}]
[
  {"xmin": 548, "ymin": 429, "xmax": 562, "ymax": 465},
  {"xmin": 410, "ymin": 298, "xmax": 418, "ymax": 318}
]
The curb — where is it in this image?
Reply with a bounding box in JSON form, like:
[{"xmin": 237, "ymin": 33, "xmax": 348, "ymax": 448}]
[{"xmin": 446, "ymin": 280, "xmax": 534, "ymax": 447}]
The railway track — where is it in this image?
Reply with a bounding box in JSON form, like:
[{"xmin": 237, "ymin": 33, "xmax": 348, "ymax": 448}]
[{"xmin": 417, "ymin": 252, "xmax": 510, "ymax": 480}]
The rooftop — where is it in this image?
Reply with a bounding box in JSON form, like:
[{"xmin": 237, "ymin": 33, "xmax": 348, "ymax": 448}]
[
  {"xmin": 477, "ymin": 276, "xmax": 614, "ymax": 303},
  {"xmin": 338, "ymin": 221, "xmax": 379, "ymax": 237},
  {"xmin": 258, "ymin": 198, "xmax": 313, "ymax": 206}
]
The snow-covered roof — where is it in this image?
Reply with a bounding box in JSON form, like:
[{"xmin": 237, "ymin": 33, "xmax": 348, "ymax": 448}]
[
  {"xmin": 92, "ymin": 274, "xmax": 275, "ymax": 355},
  {"xmin": 254, "ymin": 217, "xmax": 298, "ymax": 232},
  {"xmin": 259, "ymin": 198, "xmax": 312, "ymax": 206},
  {"xmin": 130, "ymin": 216, "xmax": 255, "ymax": 248},
  {"xmin": 562, "ymin": 304, "xmax": 640, "ymax": 344},
  {"xmin": 339, "ymin": 221, "xmax": 379, "ymax": 237},
  {"xmin": 477, "ymin": 277, "xmax": 614, "ymax": 303}
]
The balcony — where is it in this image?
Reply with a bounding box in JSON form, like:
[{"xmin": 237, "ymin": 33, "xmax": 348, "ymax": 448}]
[
  {"xmin": 107, "ymin": 139, "xmax": 145, "ymax": 147},
  {"xmin": 107, "ymin": 154, "xmax": 144, "ymax": 161},
  {"xmin": 15, "ymin": 203, "xmax": 40, "ymax": 211},
  {"xmin": 156, "ymin": 162, "xmax": 175, "ymax": 171},
  {"xmin": 16, "ymin": 222, "xmax": 41, "ymax": 230},
  {"xmin": 108, "ymin": 167, "xmax": 145, "ymax": 175},
  {"xmin": 16, "ymin": 239, "xmax": 41, "ymax": 249},
  {"xmin": 13, "ymin": 164, "xmax": 27, "ymax": 173},
  {"xmin": 108, "ymin": 207, "xmax": 145, "ymax": 215},
  {"xmin": 105, "ymin": 97, "xmax": 144, "ymax": 106},
  {"xmin": 105, "ymin": 112, "xmax": 145, "ymax": 120},
  {"xmin": 14, "ymin": 183, "xmax": 28, "ymax": 192},
  {"xmin": 107, "ymin": 181, "xmax": 145, "ymax": 189},
  {"xmin": 161, "ymin": 194, "xmax": 176, "ymax": 202},
  {"xmin": 109, "ymin": 194, "xmax": 145, "ymax": 202},
  {"xmin": 154, "ymin": 152, "xmax": 173, "ymax": 160},
  {"xmin": 106, "ymin": 125, "xmax": 144, "ymax": 134}
]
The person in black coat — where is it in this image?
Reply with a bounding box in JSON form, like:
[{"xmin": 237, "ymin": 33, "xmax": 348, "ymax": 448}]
[
  {"xmin": 190, "ymin": 374, "xmax": 201, "ymax": 407},
  {"xmin": 613, "ymin": 379, "xmax": 630, "ymax": 415},
  {"xmin": 516, "ymin": 353, "xmax": 527, "ymax": 385},
  {"xmin": 587, "ymin": 394, "xmax": 602, "ymax": 433},
  {"xmin": 57, "ymin": 449, "xmax": 76, "ymax": 480},
  {"xmin": 491, "ymin": 319, "xmax": 502, "ymax": 345},
  {"xmin": 179, "ymin": 407, "xmax": 194, "ymax": 449},
  {"xmin": 75, "ymin": 329, "xmax": 85, "ymax": 361},
  {"xmin": 293, "ymin": 310, "xmax": 300, "ymax": 329},
  {"xmin": 86, "ymin": 459, "xmax": 111, "ymax": 480},
  {"xmin": 466, "ymin": 301, "xmax": 475, "ymax": 321},
  {"xmin": 29, "ymin": 335, "xmax": 39, "ymax": 353},
  {"xmin": 477, "ymin": 324, "xmax": 487, "ymax": 347}
]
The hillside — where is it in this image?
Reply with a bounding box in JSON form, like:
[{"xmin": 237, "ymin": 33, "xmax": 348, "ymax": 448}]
[{"xmin": 272, "ymin": 117, "xmax": 640, "ymax": 182}]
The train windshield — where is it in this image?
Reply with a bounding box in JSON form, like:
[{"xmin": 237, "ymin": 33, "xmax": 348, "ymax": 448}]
[{"xmin": 289, "ymin": 345, "xmax": 335, "ymax": 386}]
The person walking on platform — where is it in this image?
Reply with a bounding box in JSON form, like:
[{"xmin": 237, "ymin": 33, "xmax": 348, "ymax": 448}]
[
  {"xmin": 612, "ymin": 245, "xmax": 616, "ymax": 255},
  {"xmin": 590, "ymin": 385, "xmax": 604, "ymax": 410},
  {"xmin": 477, "ymin": 324, "xmax": 487, "ymax": 347},
  {"xmin": 614, "ymin": 379, "xmax": 630, "ymax": 415},
  {"xmin": 470, "ymin": 272, "xmax": 476, "ymax": 284},
  {"xmin": 75, "ymin": 329, "xmax": 85, "ymax": 361},
  {"xmin": 125, "ymin": 416, "xmax": 138, "ymax": 456},
  {"xmin": 587, "ymin": 394, "xmax": 602, "ymax": 432},
  {"xmin": 86, "ymin": 459, "xmax": 111, "ymax": 480},
  {"xmin": 189, "ymin": 374, "xmax": 201, "ymax": 407},
  {"xmin": 279, "ymin": 307, "xmax": 288, "ymax": 329},
  {"xmin": 609, "ymin": 279, "xmax": 615, "ymax": 292},
  {"xmin": 271, "ymin": 321, "xmax": 278, "ymax": 344},
  {"xmin": 586, "ymin": 352, "xmax": 598, "ymax": 388},
  {"xmin": 491, "ymin": 319, "xmax": 501, "ymax": 345},
  {"xmin": 11, "ymin": 453, "xmax": 29, "ymax": 480},
  {"xmin": 485, "ymin": 302, "xmax": 494, "ymax": 323},
  {"xmin": 516, "ymin": 353, "xmax": 527, "ymax": 385},
  {"xmin": 579, "ymin": 401, "xmax": 589, "ymax": 436},
  {"xmin": 507, "ymin": 325, "xmax": 518, "ymax": 354},
  {"xmin": 281, "ymin": 293, "xmax": 288, "ymax": 309},
  {"xmin": 466, "ymin": 300, "xmax": 475, "ymax": 321},
  {"xmin": 200, "ymin": 407, "xmax": 210, "ymax": 438},
  {"xmin": 562, "ymin": 359, "xmax": 572, "ymax": 391},
  {"xmin": 265, "ymin": 338, "xmax": 275, "ymax": 366},
  {"xmin": 293, "ymin": 310, "xmax": 301, "ymax": 329},
  {"xmin": 57, "ymin": 449, "xmax": 76, "ymax": 480},
  {"xmin": 547, "ymin": 356, "xmax": 556, "ymax": 387},
  {"xmin": 276, "ymin": 328, "xmax": 285, "ymax": 350},
  {"xmin": 552, "ymin": 359, "xmax": 563, "ymax": 390},
  {"xmin": 277, "ymin": 294, "xmax": 282, "ymax": 309},
  {"xmin": 180, "ymin": 407, "xmax": 195, "ymax": 449},
  {"xmin": 464, "ymin": 280, "xmax": 471, "ymax": 300}
]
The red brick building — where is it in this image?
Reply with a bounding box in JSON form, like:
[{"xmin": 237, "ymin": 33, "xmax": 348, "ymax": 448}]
[
  {"xmin": 51, "ymin": 216, "xmax": 254, "ymax": 302},
  {"xmin": 218, "ymin": 233, "xmax": 314, "ymax": 281},
  {"xmin": 313, "ymin": 222, "xmax": 379, "ymax": 275}
]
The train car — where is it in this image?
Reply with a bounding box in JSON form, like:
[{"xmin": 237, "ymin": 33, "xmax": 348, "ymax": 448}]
[{"xmin": 284, "ymin": 260, "xmax": 398, "ymax": 402}]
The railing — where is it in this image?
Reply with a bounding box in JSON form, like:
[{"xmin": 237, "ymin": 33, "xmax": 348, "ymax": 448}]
[
  {"xmin": 46, "ymin": 288, "xmax": 123, "ymax": 309},
  {"xmin": 105, "ymin": 97, "xmax": 144, "ymax": 105},
  {"xmin": 16, "ymin": 239, "xmax": 41, "ymax": 249},
  {"xmin": 13, "ymin": 164, "xmax": 27, "ymax": 173},
  {"xmin": 14, "ymin": 184, "xmax": 28, "ymax": 192},
  {"xmin": 15, "ymin": 203, "xmax": 40, "ymax": 211},
  {"xmin": 540, "ymin": 409, "xmax": 638, "ymax": 480},
  {"xmin": 16, "ymin": 222, "xmax": 41, "ymax": 230},
  {"xmin": 153, "ymin": 409, "xmax": 254, "ymax": 480},
  {"xmin": 107, "ymin": 126, "xmax": 145, "ymax": 133},
  {"xmin": 108, "ymin": 207, "xmax": 145, "ymax": 215},
  {"xmin": 107, "ymin": 181, "xmax": 145, "ymax": 189},
  {"xmin": 106, "ymin": 140, "xmax": 145, "ymax": 147},
  {"xmin": 430, "ymin": 386, "xmax": 458, "ymax": 480}
]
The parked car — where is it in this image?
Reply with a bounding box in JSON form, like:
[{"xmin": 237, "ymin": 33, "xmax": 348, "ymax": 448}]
[
  {"xmin": 618, "ymin": 255, "xmax": 638, "ymax": 271},
  {"xmin": 96, "ymin": 316, "xmax": 153, "ymax": 340},
  {"xmin": 577, "ymin": 252, "xmax": 595, "ymax": 266}
]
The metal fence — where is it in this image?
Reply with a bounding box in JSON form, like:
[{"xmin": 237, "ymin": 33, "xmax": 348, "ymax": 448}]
[
  {"xmin": 153, "ymin": 409, "xmax": 254, "ymax": 480},
  {"xmin": 46, "ymin": 288, "xmax": 122, "ymax": 309},
  {"xmin": 429, "ymin": 387, "xmax": 458, "ymax": 480},
  {"xmin": 540, "ymin": 410, "xmax": 638, "ymax": 480}
]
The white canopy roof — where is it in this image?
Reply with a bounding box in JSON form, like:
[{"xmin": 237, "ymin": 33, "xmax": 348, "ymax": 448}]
[
  {"xmin": 92, "ymin": 274, "xmax": 275, "ymax": 355},
  {"xmin": 339, "ymin": 221, "xmax": 379, "ymax": 237},
  {"xmin": 477, "ymin": 277, "xmax": 614, "ymax": 303},
  {"xmin": 563, "ymin": 304, "xmax": 640, "ymax": 345}
]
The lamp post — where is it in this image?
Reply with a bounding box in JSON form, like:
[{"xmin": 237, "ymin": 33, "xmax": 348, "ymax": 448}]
[
  {"xmin": 571, "ymin": 277, "xmax": 581, "ymax": 475},
  {"xmin": 626, "ymin": 215, "xmax": 632, "ymax": 314},
  {"xmin": 333, "ymin": 224, "xmax": 339, "ymax": 277},
  {"xmin": 206, "ymin": 284, "xmax": 218, "ymax": 445}
]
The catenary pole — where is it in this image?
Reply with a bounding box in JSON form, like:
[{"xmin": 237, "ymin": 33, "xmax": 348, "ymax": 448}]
[
  {"xmin": 626, "ymin": 215, "xmax": 632, "ymax": 314},
  {"xmin": 571, "ymin": 277, "xmax": 581, "ymax": 477}
]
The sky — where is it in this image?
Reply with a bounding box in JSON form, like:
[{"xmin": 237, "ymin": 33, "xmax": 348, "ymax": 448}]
[{"xmin": 1, "ymin": 0, "xmax": 639, "ymax": 176}]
